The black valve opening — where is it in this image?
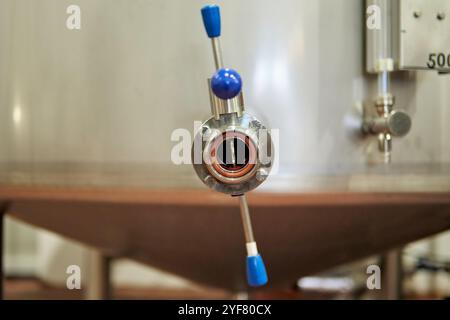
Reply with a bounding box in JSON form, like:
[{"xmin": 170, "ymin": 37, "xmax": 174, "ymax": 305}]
[{"xmin": 216, "ymin": 137, "xmax": 250, "ymax": 172}]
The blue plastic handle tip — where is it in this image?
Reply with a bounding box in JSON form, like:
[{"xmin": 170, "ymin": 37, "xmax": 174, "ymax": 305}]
[
  {"xmin": 246, "ymin": 254, "xmax": 268, "ymax": 287},
  {"xmin": 211, "ymin": 68, "xmax": 242, "ymax": 100},
  {"xmin": 201, "ymin": 5, "xmax": 221, "ymax": 38}
]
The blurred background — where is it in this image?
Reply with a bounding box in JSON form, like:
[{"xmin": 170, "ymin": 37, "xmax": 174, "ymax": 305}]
[
  {"xmin": 0, "ymin": 0, "xmax": 449, "ymax": 299},
  {"xmin": 4, "ymin": 220, "xmax": 450, "ymax": 299}
]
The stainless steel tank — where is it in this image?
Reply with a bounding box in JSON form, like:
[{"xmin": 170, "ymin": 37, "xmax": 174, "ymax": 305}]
[
  {"xmin": 1, "ymin": 0, "xmax": 449, "ymax": 189},
  {"xmin": 0, "ymin": 0, "xmax": 449, "ymax": 291}
]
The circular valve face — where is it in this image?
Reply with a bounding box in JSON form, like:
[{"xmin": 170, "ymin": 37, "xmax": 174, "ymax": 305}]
[
  {"xmin": 208, "ymin": 131, "xmax": 257, "ymax": 182},
  {"xmin": 387, "ymin": 110, "xmax": 412, "ymax": 137},
  {"xmin": 192, "ymin": 112, "xmax": 274, "ymax": 195}
]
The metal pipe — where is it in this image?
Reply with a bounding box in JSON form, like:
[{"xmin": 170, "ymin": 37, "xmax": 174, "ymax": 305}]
[
  {"xmin": 238, "ymin": 194, "xmax": 255, "ymax": 244},
  {"xmin": 211, "ymin": 38, "xmax": 224, "ymax": 70},
  {"xmin": 0, "ymin": 211, "xmax": 3, "ymax": 300},
  {"xmin": 366, "ymin": 0, "xmax": 397, "ymax": 73},
  {"xmin": 378, "ymin": 71, "xmax": 390, "ymax": 97},
  {"xmin": 382, "ymin": 249, "xmax": 403, "ymax": 300},
  {"xmin": 378, "ymin": 132, "xmax": 392, "ymax": 164},
  {"xmin": 86, "ymin": 250, "xmax": 112, "ymax": 300}
]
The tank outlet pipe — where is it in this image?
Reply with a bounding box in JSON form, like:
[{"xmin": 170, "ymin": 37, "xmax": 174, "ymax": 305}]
[{"xmin": 363, "ymin": 0, "xmax": 411, "ymax": 162}]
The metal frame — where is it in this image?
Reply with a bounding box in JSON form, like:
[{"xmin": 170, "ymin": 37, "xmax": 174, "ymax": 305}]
[
  {"xmin": 86, "ymin": 250, "xmax": 112, "ymax": 300},
  {"xmin": 0, "ymin": 209, "xmax": 3, "ymax": 300},
  {"xmin": 382, "ymin": 249, "xmax": 403, "ymax": 299},
  {"xmin": 0, "ymin": 203, "xmax": 8, "ymax": 300}
]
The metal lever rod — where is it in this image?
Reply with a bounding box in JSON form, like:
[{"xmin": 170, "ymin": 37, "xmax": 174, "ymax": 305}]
[
  {"xmin": 201, "ymin": 5, "xmax": 224, "ymax": 70},
  {"xmin": 211, "ymin": 38, "xmax": 224, "ymax": 70},
  {"xmin": 238, "ymin": 194, "xmax": 255, "ymax": 244},
  {"xmin": 238, "ymin": 194, "xmax": 268, "ymax": 287}
]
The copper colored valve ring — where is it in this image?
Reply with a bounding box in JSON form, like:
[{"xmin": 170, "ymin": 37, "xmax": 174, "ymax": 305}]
[{"xmin": 209, "ymin": 131, "xmax": 257, "ymax": 179}]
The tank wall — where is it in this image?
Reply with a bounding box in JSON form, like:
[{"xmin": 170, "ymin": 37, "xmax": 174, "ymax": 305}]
[{"xmin": 0, "ymin": 0, "xmax": 449, "ymax": 188}]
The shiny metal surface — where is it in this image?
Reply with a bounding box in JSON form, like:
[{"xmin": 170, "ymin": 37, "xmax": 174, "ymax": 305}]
[
  {"xmin": 1, "ymin": 0, "xmax": 450, "ymax": 290},
  {"xmin": 1, "ymin": 0, "xmax": 450, "ymax": 190},
  {"xmin": 192, "ymin": 112, "xmax": 273, "ymax": 195},
  {"xmin": 208, "ymin": 81, "xmax": 244, "ymax": 120},
  {"xmin": 400, "ymin": 0, "xmax": 450, "ymax": 71},
  {"xmin": 0, "ymin": 0, "xmax": 446, "ymax": 190},
  {"xmin": 211, "ymin": 38, "xmax": 224, "ymax": 70},
  {"xmin": 366, "ymin": 0, "xmax": 450, "ymax": 72},
  {"xmin": 384, "ymin": 110, "xmax": 412, "ymax": 137},
  {"xmin": 365, "ymin": 0, "xmax": 411, "ymax": 160},
  {"xmin": 366, "ymin": 0, "xmax": 398, "ymax": 73},
  {"xmin": 363, "ymin": 98, "xmax": 412, "ymax": 138},
  {"xmin": 364, "ymin": 111, "xmax": 411, "ymax": 137},
  {"xmin": 238, "ymin": 195, "xmax": 255, "ymax": 244}
]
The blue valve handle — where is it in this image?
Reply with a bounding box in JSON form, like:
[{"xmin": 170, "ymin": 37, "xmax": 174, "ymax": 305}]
[
  {"xmin": 201, "ymin": 5, "xmax": 221, "ymax": 38},
  {"xmin": 246, "ymin": 254, "xmax": 268, "ymax": 287},
  {"xmin": 201, "ymin": 5, "xmax": 243, "ymax": 99}
]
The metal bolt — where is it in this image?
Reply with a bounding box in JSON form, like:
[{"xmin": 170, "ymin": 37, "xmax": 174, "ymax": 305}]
[
  {"xmin": 203, "ymin": 175, "xmax": 213, "ymax": 184},
  {"xmin": 256, "ymin": 168, "xmax": 269, "ymax": 181},
  {"xmin": 413, "ymin": 11, "xmax": 421, "ymax": 18},
  {"xmin": 437, "ymin": 12, "xmax": 446, "ymax": 20}
]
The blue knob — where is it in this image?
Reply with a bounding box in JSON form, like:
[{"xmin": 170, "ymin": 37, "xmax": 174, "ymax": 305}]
[
  {"xmin": 246, "ymin": 254, "xmax": 268, "ymax": 287},
  {"xmin": 201, "ymin": 5, "xmax": 221, "ymax": 38},
  {"xmin": 211, "ymin": 68, "xmax": 242, "ymax": 100}
]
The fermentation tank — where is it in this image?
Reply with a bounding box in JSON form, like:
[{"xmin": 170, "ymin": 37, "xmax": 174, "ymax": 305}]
[{"xmin": 0, "ymin": 0, "xmax": 449, "ymax": 292}]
